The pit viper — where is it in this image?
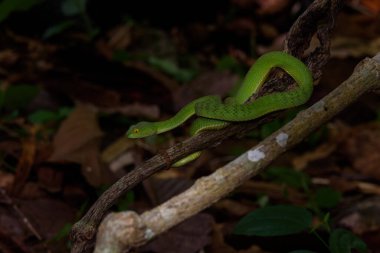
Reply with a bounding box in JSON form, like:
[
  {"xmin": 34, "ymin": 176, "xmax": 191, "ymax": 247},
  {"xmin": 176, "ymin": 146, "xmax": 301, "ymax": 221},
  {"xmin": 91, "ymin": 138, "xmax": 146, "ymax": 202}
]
[{"xmin": 126, "ymin": 51, "xmax": 313, "ymax": 166}]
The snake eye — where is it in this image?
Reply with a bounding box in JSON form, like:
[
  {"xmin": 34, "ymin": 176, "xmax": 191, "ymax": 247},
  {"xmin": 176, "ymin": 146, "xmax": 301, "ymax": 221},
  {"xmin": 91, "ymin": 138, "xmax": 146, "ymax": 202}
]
[{"xmin": 133, "ymin": 128, "xmax": 139, "ymax": 134}]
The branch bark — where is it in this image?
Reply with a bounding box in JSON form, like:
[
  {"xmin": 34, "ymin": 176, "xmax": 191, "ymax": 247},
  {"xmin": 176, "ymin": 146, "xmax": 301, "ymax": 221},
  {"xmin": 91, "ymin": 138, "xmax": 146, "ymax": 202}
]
[
  {"xmin": 70, "ymin": 1, "xmax": 342, "ymax": 252},
  {"xmin": 94, "ymin": 54, "xmax": 380, "ymax": 252}
]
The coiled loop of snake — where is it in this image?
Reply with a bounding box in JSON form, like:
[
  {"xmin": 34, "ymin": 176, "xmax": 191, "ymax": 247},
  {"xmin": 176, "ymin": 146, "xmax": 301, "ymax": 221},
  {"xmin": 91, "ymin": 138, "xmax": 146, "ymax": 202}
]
[{"xmin": 126, "ymin": 51, "xmax": 313, "ymax": 167}]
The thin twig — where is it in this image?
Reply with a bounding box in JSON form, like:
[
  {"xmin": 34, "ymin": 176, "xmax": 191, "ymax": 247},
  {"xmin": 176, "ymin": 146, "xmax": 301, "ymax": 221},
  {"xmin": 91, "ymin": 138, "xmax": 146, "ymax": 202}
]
[{"xmin": 0, "ymin": 188, "xmax": 42, "ymax": 240}]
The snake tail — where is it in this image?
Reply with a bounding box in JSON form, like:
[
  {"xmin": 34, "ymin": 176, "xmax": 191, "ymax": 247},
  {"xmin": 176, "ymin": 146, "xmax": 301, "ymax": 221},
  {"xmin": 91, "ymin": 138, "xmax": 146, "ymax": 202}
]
[{"xmin": 172, "ymin": 117, "xmax": 230, "ymax": 167}]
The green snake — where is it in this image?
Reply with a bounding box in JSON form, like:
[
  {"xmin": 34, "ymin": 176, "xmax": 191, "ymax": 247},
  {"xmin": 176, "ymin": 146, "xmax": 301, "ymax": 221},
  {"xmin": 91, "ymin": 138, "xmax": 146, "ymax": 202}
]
[{"xmin": 126, "ymin": 51, "xmax": 313, "ymax": 166}]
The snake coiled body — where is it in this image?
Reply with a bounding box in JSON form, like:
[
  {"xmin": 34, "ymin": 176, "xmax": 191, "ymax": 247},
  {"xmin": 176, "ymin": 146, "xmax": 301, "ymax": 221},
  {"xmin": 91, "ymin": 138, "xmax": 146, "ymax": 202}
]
[{"xmin": 126, "ymin": 51, "xmax": 313, "ymax": 166}]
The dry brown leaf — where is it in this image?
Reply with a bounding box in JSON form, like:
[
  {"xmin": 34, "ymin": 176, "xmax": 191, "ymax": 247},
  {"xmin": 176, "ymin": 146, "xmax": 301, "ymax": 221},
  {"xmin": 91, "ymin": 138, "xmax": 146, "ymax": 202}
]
[
  {"xmin": 335, "ymin": 12, "xmax": 380, "ymax": 40},
  {"xmin": 100, "ymin": 103, "xmax": 160, "ymax": 120},
  {"xmin": 341, "ymin": 122, "xmax": 380, "ymax": 180},
  {"xmin": 256, "ymin": 0, "xmax": 290, "ymax": 15},
  {"xmin": 238, "ymin": 181, "xmax": 305, "ymax": 204},
  {"xmin": 361, "ymin": 0, "xmax": 380, "ymax": 14},
  {"xmin": 232, "ymin": 0, "xmax": 290, "ymax": 15},
  {"xmin": 292, "ymin": 142, "xmax": 337, "ymax": 170},
  {"xmin": 293, "ymin": 121, "xmax": 380, "ymax": 182},
  {"xmin": 323, "ymin": 177, "xmax": 358, "ymax": 193},
  {"xmin": 331, "ymin": 36, "xmax": 380, "ymax": 58},
  {"xmin": 101, "ymin": 137, "xmax": 135, "ymax": 164},
  {"xmin": 143, "ymin": 178, "xmax": 193, "ymax": 205},
  {"xmin": 18, "ymin": 198, "xmax": 76, "ymax": 239},
  {"xmin": 213, "ymin": 199, "xmax": 253, "ymax": 217},
  {"xmin": 208, "ymin": 223, "xmax": 236, "ymax": 253},
  {"xmin": 49, "ymin": 103, "xmax": 110, "ymax": 186},
  {"xmin": 231, "ymin": 0, "xmax": 256, "ymax": 8},
  {"xmin": 0, "ymin": 140, "xmax": 20, "ymax": 156},
  {"xmin": 0, "ymin": 196, "xmax": 75, "ymax": 243},
  {"xmin": 141, "ymin": 213, "xmax": 214, "ymax": 253},
  {"xmin": 11, "ymin": 126, "xmax": 37, "ymax": 195},
  {"xmin": 107, "ymin": 24, "xmax": 133, "ymax": 50},
  {"xmin": 0, "ymin": 171, "xmax": 14, "ymax": 190},
  {"xmin": 18, "ymin": 182, "xmax": 48, "ymax": 199},
  {"xmin": 314, "ymin": 177, "xmax": 380, "ymax": 195},
  {"xmin": 292, "ymin": 122, "xmax": 350, "ymax": 170},
  {"xmin": 0, "ymin": 206, "xmax": 30, "ymax": 241},
  {"xmin": 226, "ymin": 18, "xmax": 256, "ymax": 35},
  {"xmin": 239, "ymin": 245, "xmax": 270, "ymax": 253},
  {"xmin": 0, "ymin": 228, "xmax": 30, "ymax": 253},
  {"xmin": 348, "ymin": 0, "xmax": 380, "ymax": 15},
  {"xmin": 36, "ymin": 167, "xmax": 64, "ymax": 193},
  {"xmin": 208, "ymin": 223, "xmax": 269, "ymax": 253},
  {"xmin": 338, "ymin": 196, "xmax": 380, "ymax": 235},
  {"xmin": 0, "ymin": 49, "xmax": 19, "ymax": 66},
  {"xmin": 356, "ymin": 182, "xmax": 380, "ymax": 195}
]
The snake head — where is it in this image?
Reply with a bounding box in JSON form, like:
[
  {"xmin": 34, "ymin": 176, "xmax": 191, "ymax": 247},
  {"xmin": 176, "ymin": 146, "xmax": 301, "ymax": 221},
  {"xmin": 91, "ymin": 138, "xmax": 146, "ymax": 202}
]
[{"xmin": 126, "ymin": 121, "xmax": 157, "ymax": 138}]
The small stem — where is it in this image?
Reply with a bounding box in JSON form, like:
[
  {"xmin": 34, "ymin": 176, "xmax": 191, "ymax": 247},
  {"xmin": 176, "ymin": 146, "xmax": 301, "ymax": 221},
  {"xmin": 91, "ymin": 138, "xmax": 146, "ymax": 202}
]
[{"xmin": 311, "ymin": 229, "xmax": 330, "ymax": 251}]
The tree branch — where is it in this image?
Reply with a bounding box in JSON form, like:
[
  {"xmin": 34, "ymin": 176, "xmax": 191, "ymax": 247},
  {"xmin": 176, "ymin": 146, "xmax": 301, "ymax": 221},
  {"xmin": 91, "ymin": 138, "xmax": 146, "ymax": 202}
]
[
  {"xmin": 94, "ymin": 54, "xmax": 380, "ymax": 253},
  {"xmin": 70, "ymin": 1, "xmax": 342, "ymax": 252}
]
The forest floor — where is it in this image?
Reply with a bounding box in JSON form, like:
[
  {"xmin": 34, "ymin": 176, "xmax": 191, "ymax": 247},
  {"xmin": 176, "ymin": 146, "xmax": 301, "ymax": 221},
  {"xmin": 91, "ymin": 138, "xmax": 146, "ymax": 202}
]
[{"xmin": 1, "ymin": 0, "xmax": 380, "ymax": 252}]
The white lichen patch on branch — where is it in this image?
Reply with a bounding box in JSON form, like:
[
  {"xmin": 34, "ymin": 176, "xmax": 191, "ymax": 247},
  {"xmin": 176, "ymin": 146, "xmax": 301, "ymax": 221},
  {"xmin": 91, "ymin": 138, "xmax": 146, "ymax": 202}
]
[
  {"xmin": 375, "ymin": 67, "xmax": 380, "ymax": 79},
  {"xmin": 275, "ymin": 132, "xmax": 289, "ymax": 147},
  {"xmin": 247, "ymin": 146, "xmax": 265, "ymax": 162},
  {"xmin": 144, "ymin": 228, "xmax": 155, "ymax": 240},
  {"xmin": 312, "ymin": 100, "xmax": 326, "ymax": 112},
  {"xmin": 159, "ymin": 207, "xmax": 177, "ymax": 222},
  {"xmin": 213, "ymin": 173, "xmax": 226, "ymax": 184}
]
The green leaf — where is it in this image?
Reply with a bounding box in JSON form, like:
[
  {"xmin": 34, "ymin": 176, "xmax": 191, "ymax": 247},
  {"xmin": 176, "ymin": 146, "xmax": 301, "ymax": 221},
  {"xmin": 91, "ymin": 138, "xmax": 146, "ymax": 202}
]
[
  {"xmin": 28, "ymin": 107, "xmax": 71, "ymax": 124},
  {"xmin": 260, "ymin": 119, "xmax": 284, "ymax": 139},
  {"xmin": 147, "ymin": 56, "xmax": 196, "ymax": 82},
  {"xmin": 233, "ymin": 205, "xmax": 313, "ymax": 236},
  {"xmin": 306, "ymin": 125, "xmax": 328, "ymax": 147},
  {"xmin": 112, "ymin": 50, "xmax": 133, "ymax": 62},
  {"xmin": 0, "ymin": 90, "xmax": 4, "ymax": 109},
  {"xmin": 256, "ymin": 194, "xmax": 269, "ymax": 207},
  {"xmin": 58, "ymin": 107, "xmax": 72, "ymax": 117},
  {"xmin": 263, "ymin": 166, "xmax": 310, "ymax": 190},
  {"xmin": 116, "ymin": 191, "xmax": 134, "ymax": 211},
  {"xmin": 28, "ymin": 110, "xmax": 58, "ymax": 124},
  {"xmin": 329, "ymin": 228, "xmax": 367, "ymax": 253},
  {"xmin": 61, "ymin": 0, "xmax": 86, "ymax": 16},
  {"xmin": 52, "ymin": 223, "xmax": 72, "ymax": 241},
  {"xmin": 216, "ymin": 55, "xmax": 238, "ymax": 70},
  {"xmin": 216, "ymin": 55, "xmax": 245, "ymax": 76},
  {"xmin": 43, "ymin": 20, "xmax": 75, "ymax": 39},
  {"xmin": 3, "ymin": 84, "xmax": 39, "ymax": 110},
  {"xmin": 0, "ymin": 0, "xmax": 44, "ymax": 23},
  {"xmin": 2, "ymin": 110, "xmax": 19, "ymax": 121},
  {"xmin": 376, "ymin": 109, "xmax": 380, "ymax": 122},
  {"xmin": 259, "ymin": 109, "xmax": 300, "ymax": 139},
  {"xmin": 314, "ymin": 187, "xmax": 341, "ymax": 209}
]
